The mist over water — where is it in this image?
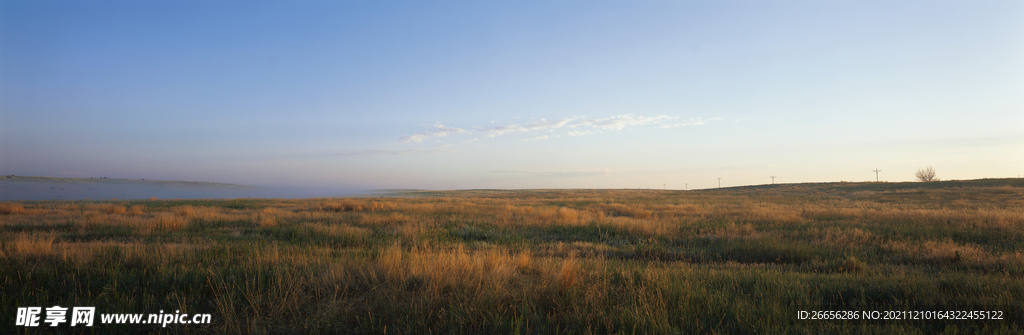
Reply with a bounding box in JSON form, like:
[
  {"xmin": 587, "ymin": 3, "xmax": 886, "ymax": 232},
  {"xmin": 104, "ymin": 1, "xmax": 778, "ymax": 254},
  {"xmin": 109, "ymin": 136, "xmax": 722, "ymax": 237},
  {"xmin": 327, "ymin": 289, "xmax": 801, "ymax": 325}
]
[{"xmin": 0, "ymin": 177, "xmax": 365, "ymax": 201}]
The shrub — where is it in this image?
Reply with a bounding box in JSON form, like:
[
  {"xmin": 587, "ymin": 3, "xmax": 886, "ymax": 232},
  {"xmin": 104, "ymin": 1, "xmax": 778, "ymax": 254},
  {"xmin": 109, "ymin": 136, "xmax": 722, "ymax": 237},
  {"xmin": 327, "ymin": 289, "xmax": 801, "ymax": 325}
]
[
  {"xmin": 0, "ymin": 203, "xmax": 27, "ymax": 215},
  {"xmin": 104, "ymin": 204, "xmax": 127, "ymax": 215},
  {"xmin": 127, "ymin": 205, "xmax": 145, "ymax": 216},
  {"xmin": 916, "ymin": 166, "xmax": 938, "ymax": 182}
]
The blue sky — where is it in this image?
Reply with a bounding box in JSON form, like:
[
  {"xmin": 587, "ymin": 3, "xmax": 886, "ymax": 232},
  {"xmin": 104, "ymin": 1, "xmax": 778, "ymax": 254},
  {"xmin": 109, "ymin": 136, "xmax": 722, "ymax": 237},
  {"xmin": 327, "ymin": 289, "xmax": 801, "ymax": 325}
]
[{"xmin": 2, "ymin": 1, "xmax": 1022, "ymax": 192}]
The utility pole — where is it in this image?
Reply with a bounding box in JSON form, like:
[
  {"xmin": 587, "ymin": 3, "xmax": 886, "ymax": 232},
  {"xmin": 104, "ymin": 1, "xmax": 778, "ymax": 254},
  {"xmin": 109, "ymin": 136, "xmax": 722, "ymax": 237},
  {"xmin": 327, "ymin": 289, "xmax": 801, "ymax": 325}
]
[
  {"xmin": 717, "ymin": 178, "xmax": 722, "ymax": 188},
  {"xmin": 770, "ymin": 176, "xmax": 776, "ymax": 184},
  {"xmin": 685, "ymin": 183, "xmax": 688, "ymax": 191},
  {"xmin": 663, "ymin": 183, "xmax": 666, "ymax": 190},
  {"xmin": 873, "ymin": 168, "xmax": 881, "ymax": 182}
]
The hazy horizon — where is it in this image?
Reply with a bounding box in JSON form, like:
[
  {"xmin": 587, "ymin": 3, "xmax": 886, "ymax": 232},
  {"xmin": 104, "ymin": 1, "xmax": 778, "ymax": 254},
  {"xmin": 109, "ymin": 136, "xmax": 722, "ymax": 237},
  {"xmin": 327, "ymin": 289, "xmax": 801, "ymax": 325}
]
[{"xmin": 2, "ymin": 1, "xmax": 1022, "ymax": 192}]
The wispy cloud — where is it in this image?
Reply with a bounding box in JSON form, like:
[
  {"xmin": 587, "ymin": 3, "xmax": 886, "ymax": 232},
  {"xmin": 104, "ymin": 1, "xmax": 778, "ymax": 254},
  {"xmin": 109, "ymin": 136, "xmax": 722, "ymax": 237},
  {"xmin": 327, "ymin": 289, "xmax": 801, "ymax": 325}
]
[
  {"xmin": 544, "ymin": 169, "xmax": 613, "ymax": 177},
  {"xmin": 488, "ymin": 168, "xmax": 613, "ymax": 177},
  {"xmin": 476, "ymin": 118, "xmax": 575, "ymax": 137},
  {"xmin": 567, "ymin": 130, "xmax": 597, "ymax": 136},
  {"xmin": 569, "ymin": 115, "xmax": 671, "ymax": 130},
  {"xmin": 661, "ymin": 117, "xmax": 719, "ymax": 128},
  {"xmin": 472, "ymin": 114, "xmax": 684, "ymax": 139},
  {"xmin": 489, "ymin": 169, "xmax": 540, "ymax": 174},
  {"xmin": 340, "ymin": 149, "xmax": 457, "ymax": 156},
  {"xmin": 399, "ymin": 124, "xmax": 470, "ymax": 143},
  {"xmin": 394, "ymin": 114, "xmax": 722, "ymax": 147}
]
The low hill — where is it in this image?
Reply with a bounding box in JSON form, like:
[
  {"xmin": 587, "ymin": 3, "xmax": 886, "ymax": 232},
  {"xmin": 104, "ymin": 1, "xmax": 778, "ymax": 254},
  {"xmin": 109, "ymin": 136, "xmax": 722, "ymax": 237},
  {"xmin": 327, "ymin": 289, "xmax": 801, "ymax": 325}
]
[
  {"xmin": 374, "ymin": 178, "xmax": 1024, "ymax": 203},
  {"xmin": 713, "ymin": 177, "xmax": 1024, "ymax": 193}
]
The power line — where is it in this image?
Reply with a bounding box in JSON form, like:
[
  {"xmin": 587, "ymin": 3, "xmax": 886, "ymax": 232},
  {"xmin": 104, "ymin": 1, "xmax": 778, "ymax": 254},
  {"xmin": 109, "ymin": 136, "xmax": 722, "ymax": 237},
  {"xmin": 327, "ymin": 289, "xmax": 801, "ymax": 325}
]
[
  {"xmin": 770, "ymin": 176, "xmax": 776, "ymax": 184},
  {"xmin": 872, "ymin": 168, "xmax": 881, "ymax": 182}
]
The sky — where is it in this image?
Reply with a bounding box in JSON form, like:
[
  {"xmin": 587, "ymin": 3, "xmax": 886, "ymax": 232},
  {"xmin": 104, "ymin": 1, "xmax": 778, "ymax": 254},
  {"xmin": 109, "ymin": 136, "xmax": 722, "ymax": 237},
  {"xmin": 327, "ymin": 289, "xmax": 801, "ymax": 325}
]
[{"xmin": 1, "ymin": 0, "xmax": 1022, "ymax": 193}]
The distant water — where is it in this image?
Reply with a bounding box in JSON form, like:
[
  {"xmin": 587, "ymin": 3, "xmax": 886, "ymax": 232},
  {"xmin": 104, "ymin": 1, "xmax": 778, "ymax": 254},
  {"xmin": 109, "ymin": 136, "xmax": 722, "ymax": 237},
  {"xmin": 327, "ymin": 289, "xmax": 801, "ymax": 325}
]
[
  {"xmin": 245, "ymin": 186, "xmax": 367, "ymax": 199},
  {"xmin": 0, "ymin": 177, "xmax": 365, "ymax": 201}
]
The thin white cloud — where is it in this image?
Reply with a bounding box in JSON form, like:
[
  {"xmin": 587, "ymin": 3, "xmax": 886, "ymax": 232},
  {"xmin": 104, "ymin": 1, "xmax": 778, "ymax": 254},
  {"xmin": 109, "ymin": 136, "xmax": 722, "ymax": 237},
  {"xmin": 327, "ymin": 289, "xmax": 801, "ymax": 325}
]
[
  {"xmin": 489, "ymin": 169, "xmax": 540, "ymax": 174},
  {"xmin": 476, "ymin": 114, "xmax": 679, "ymax": 138},
  {"xmin": 567, "ymin": 130, "xmax": 597, "ymax": 136},
  {"xmin": 399, "ymin": 124, "xmax": 470, "ymax": 143},
  {"xmin": 488, "ymin": 168, "xmax": 613, "ymax": 177},
  {"xmin": 476, "ymin": 118, "xmax": 575, "ymax": 137},
  {"xmin": 661, "ymin": 117, "xmax": 726, "ymax": 128},
  {"xmin": 663, "ymin": 119, "xmax": 704, "ymax": 128},
  {"xmin": 570, "ymin": 115, "xmax": 671, "ymax": 130},
  {"xmin": 544, "ymin": 168, "xmax": 613, "ymax": 177},
  {"xmin": 340, "ymin": 149, "xmax": 456, "ymax": 156},
  {"xmin": 396, "ymin": 114, "xmax": 719, "ymax": 145},
  {"xmin": 662, "ymin": 121, "xmax": 702, "ymax": 128}
]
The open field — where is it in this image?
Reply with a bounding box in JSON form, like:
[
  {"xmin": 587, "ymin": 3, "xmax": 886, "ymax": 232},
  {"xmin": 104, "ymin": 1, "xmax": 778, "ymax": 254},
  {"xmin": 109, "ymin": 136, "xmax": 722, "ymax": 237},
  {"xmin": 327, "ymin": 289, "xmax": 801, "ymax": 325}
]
[{"xmin": 3, "ymin": 179, "xmax": 1024, "ymax": 334}]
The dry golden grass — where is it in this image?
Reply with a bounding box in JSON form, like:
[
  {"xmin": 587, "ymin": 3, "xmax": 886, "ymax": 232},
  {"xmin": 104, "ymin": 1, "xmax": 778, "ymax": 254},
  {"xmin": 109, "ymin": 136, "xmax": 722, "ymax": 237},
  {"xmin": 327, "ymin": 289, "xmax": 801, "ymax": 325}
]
[
  {"xmin": 599, "ymin": 203, "xmax": 653, "ymax": 219},
  {"xmin": 807, "ymin": 227, "xmax": 875, "ymax": 248},
  {"xmin": 514, "ymin": 250, "xmax": 535, "ymax": 273},
  {"xmin": 321, "ymin": 199, "xmax": 397, "ymax": 212},
  {"xmin": 258, "ymin": 215, "xmax": 277, "ymax": 228},
  {"xmin": 378, "ymin": 242, "xmax": 403, "ymax": 278},
  {"xmin": 359, "ymin": 212, "xmax": 409, "ymax": 225},
  {"xmin": 46, "ymin": 240, "xmax": 209, "ymax": 267},
  {"xmin": 6, "ymin": 231, "xmax": 57, "ymax": 257},
  {"xmin": 391, "ymin": 202, "xmax": 438, "ymax": 214},
  {"xmin": 558, "ymin": 253, "xmax": 582, "ymax": 289},
  {"xmin": 514, "ymin": 206, "xmax": 594, "ymax": 227},
  {"xmin": 365, "ymin": 243, "xmax": 593, "ymax": 301},
  {"xmin": 604, "ymin": 216, "xmax": 667, "ymax": 237},
  {"xmin": 397, "ymin": 222, "xmax": 423, "ymax": 241},
  {"xmin": 173, "ymin": 205, "xmax": 196, "ymax": 217},
  {"xmin": 151, "ymin": 213, "xmax": 187, "ymax": 232},
  {"xmin": 304, "ymin": 222, "xmax": 371, "ymax": 241},
  {"xmin": 708, "ymin": 221, "xmax": 763, "ymax": 240}
]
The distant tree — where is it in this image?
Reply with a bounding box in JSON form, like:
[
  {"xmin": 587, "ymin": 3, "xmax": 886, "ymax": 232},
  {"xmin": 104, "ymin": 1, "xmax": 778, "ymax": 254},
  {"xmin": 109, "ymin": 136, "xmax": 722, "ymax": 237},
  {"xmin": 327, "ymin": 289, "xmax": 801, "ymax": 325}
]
[{"xmin": 915, "ymin": 166, "xmax": 938, "ymax": 182}]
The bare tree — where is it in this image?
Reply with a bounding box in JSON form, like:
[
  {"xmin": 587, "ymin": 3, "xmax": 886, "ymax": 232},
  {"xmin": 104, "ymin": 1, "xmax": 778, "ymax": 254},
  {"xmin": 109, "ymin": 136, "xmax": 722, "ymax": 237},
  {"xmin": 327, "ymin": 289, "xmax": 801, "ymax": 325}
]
[{"xmin": 915, "ymin": 166, "xmax": 938, "ymax": 182}]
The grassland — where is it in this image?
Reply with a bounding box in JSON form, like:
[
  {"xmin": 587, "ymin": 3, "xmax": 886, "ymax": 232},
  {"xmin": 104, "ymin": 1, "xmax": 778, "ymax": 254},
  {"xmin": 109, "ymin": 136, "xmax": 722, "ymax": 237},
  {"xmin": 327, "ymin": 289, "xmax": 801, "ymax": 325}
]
[{"xmin": 2, "ymin": 179, "xmax": 1024, "ymax": 334}]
